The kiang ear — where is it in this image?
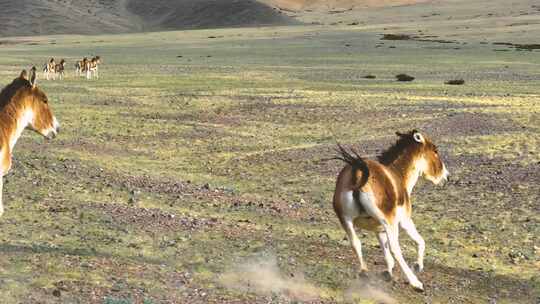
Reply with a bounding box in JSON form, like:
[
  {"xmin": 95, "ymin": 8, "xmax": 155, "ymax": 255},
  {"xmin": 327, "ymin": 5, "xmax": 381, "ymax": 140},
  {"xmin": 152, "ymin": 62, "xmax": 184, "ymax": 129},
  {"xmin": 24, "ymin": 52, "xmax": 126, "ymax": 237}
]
[
  {"xmin": 413, "ymin": 131, "xmax": 424, "ymax": 143},
  {"xmin": 19, "ymin": 69, "xmax": 28, "ymax": 80},
  {"xmin": 29, "ymin": 66, "xmax": 37, "ymax": 87}
]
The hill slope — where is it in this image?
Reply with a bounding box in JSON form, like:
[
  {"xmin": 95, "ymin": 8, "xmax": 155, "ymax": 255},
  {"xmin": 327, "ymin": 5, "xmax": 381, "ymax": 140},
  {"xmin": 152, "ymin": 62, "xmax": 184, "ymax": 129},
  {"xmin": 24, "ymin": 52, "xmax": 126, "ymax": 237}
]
[
  {"xmin": 127, "ymin": 0, "xmax": 296, "ymax": 31},
  {"xmin": 0, "ymin": 0, "xmax": 296, "ymax": 37}
]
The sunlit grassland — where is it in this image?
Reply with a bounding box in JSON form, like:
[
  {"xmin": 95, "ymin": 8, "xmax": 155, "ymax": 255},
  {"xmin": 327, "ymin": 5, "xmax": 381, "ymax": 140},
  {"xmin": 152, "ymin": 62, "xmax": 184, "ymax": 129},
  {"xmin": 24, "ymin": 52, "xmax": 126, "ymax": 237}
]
[{"xmin": 0, "ymin": 25, "xmax": 538, "ymax": 303}]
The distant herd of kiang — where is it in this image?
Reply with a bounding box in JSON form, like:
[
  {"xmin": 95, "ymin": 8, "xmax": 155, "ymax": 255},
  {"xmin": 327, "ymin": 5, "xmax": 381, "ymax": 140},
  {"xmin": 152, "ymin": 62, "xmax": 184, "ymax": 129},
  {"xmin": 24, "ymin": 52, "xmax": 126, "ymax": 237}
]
[
  {"xmin": 42, "ymin": 56, "xmax": 101, "ymax": 80},
  {"xmin": 0, "ymin": 54, "xmax": 449, "ymax": 292}
]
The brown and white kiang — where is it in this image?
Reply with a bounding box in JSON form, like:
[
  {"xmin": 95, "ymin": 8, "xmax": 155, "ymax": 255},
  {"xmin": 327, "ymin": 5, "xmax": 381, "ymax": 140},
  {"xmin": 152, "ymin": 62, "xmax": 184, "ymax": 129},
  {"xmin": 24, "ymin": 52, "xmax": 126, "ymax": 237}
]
[
  {"xmin": 332, "ymin": 130, "xmax": 449, "ymax": 291},
  {"xmin": 0, "ymin": 67, "xmax": 60, "ymax": 217}
]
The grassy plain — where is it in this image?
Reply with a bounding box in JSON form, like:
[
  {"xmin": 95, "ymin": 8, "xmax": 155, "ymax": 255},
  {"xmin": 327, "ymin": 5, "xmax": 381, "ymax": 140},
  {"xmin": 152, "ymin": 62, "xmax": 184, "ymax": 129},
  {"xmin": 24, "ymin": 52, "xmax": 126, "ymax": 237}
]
[{"xmin": 0, "ymin": 23, "xmax": 538, "ymax": 303}]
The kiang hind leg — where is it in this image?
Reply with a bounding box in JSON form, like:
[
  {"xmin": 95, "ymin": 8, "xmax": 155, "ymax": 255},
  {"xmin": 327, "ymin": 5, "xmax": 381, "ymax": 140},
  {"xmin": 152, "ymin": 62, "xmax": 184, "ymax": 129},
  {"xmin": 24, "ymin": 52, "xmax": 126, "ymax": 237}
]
[
  {"xmin": 377, "ymin": 231, "xmax": 395, "ymax": 279},
  {"xmin": 341, "ymin": 216, "xmax": 368, "ymax": 273}
]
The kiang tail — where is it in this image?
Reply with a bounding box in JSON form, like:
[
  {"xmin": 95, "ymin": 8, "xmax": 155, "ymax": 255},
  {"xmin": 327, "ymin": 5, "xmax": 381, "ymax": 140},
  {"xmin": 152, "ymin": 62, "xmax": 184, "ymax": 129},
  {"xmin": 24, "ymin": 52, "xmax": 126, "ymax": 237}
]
[{"xmin": 334, "ymin": 143, "xmax": 370, "ymax": 189}]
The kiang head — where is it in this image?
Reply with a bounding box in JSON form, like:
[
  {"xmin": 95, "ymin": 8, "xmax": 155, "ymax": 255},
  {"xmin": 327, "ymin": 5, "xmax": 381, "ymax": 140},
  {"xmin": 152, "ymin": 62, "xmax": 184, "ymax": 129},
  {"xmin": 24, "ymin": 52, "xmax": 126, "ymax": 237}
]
[
  {"xmin": 20, "ymin": 67, "xmax": 60, "ymax": 139},
  {"xmin": 396, "ymin": 129, "xmax": 449, "ymax": 185}
]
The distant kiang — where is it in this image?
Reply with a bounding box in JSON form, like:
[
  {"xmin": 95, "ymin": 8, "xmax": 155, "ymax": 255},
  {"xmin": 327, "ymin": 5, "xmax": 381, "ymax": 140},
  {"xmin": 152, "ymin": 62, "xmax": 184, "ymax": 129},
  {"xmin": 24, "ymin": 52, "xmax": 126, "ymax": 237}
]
[
  {"xmin": 54, "ymin": 59, "xmax": 66, "ymax": 80},
  {"xmin": 332, "ymin": 130, "xmax": 449, "ymax": 291},
  {"xmin": 43, "ymin": 58, "xmax": 66, "ymax": 80},
  {"xmin": 0, "ymin": 67, "xmax": 60, "ymax": 217},
  {"xmin": 85, "ymin": 56, "xmax": 101, "ymax": 79},
  {"xmin": 74, "ymin": 57, "xmax": 88, "ymax": 77},
  {"xmin": 43, "ymin": 58, "xmax": 55, "ymax": 80}
]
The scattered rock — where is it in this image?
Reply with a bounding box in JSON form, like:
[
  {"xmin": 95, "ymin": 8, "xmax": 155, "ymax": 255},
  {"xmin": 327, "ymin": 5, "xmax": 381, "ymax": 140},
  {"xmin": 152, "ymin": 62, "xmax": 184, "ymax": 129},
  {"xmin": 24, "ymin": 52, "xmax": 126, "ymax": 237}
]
[
  {"xmin": 490, "ymin": 42, "xmax": 540, "ymax": 50},
  {"xmin": 445, "ymin": 79, "xmax": 465, "ymax": 85},
  {"xmin": 514, "ymin": 44, "xmax": 540, "ymax": 50},
  {"xmin": 493, "ymin": 42, "xmax": 513, "ymax": 46},
  {"xmin": 382, "ymin": 34, "xmax": 411, "ymax": 40},
  {"xmin": 395, "ymin": 74, "xmax": 415, "ymax": 82}
]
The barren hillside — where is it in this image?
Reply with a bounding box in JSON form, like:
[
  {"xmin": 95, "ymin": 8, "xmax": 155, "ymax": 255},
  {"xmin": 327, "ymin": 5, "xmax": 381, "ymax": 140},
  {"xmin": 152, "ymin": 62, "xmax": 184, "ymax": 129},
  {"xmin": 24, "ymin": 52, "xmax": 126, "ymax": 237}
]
[
  {"xmin": 1, "ymin": 0, "xmax": 538, "ymax": 38},
  {"xmin": 0, "ymin": 0, "xmax": 296, "ymax": 37}
]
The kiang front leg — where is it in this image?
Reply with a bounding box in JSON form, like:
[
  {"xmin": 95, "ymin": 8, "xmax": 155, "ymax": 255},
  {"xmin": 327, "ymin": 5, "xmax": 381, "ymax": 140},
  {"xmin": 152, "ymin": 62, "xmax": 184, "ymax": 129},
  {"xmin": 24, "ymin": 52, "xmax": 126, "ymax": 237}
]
[
  {"xmin": 384, "ymin": 222, "xmax": 424, "ymax": 291},
  {"xmin": 400, "ymin": 216, "xmax": 425, "ymax": 272}
]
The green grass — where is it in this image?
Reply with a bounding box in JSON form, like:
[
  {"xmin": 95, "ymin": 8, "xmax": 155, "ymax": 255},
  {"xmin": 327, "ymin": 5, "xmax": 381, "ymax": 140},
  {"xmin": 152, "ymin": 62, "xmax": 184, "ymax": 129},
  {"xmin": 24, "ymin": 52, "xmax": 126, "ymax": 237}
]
[{"xmin": 0, "ymin": 25, "xmax": 538, "ymax": 303}]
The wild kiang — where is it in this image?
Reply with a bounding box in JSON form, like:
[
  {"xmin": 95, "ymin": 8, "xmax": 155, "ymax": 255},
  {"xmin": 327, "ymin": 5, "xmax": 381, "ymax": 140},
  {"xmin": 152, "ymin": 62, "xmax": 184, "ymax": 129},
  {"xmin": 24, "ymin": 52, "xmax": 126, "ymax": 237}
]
[
  {"xmin": 75, "ymin": 56, "xmax": 101, "ymax": 79},
  {"xmin": 0, "ymin": 67, "xmax": 60, "ymax": 217},
  {"xmin": 332, "ymin": 130, "xmax": 449, "ymax": 291},
  {"xmin": 74, "ymin": 57, "xmax": 88, "ymax": 77},
  {"xmin": 43, "ymin": 58, "xmax": 66, "ymax": 80}
]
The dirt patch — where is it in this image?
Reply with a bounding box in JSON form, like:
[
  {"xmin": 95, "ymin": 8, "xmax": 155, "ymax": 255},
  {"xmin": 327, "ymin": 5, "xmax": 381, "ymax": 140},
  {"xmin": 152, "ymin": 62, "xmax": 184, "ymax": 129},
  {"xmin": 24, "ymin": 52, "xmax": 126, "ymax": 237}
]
[
  {"xmin": 89, "ymin": 202, "xmax": 220, "ymax": 233},
  {"xmin": 58, "ymin": 138, "xmax": 154, "ymax": 158},
  {"xmin": 446, "ymin": 154, "xmax": 540, "ymax": 195},
  {"xmin": 418, "ymin": 112, "xmax": 523, "ymax": 138},
  {"xmin": 262, "ymin": 0, "xmax": 431, "ymax": 11},
  {"xmin": 231, "ymin": 101, "xmax": 409, "ymax": 125},
  {"xmin": 137, "ymin": 101, "xmax": 413, "ymax": 126}
]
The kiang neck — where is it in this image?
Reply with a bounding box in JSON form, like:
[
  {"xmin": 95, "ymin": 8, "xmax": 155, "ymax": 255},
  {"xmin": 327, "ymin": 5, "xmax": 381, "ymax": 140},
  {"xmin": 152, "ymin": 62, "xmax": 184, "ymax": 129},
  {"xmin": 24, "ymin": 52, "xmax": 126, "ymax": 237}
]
[
  {"xmin": 388, "ymin": 153, "xmax": 423, "ymax": 195},
  {"xmin": 0, "ymin": 105, "xmax": 33, "ymax": 152}
]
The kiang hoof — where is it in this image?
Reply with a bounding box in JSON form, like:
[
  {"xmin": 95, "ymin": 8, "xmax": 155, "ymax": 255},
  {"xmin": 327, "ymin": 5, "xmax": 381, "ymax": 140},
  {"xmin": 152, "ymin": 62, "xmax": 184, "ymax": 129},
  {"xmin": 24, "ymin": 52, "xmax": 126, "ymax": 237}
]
[
  {"xmin": 413, "ymin": 285, "xmax": 425, "ymax": 293},
  {"xmin": 414, "ymin": 263, "xmax": 424, "ymax": 273},
  {"xmin": 381, "ymin": 270, "xmax": 393, "ymax": 282},
  {"xmin": 411, "ymin": 282, "xmax": 425, "ymax": 293},
  {"xmin": 358, "ymin": 269, "xmax": 369, "ymax": 279}
]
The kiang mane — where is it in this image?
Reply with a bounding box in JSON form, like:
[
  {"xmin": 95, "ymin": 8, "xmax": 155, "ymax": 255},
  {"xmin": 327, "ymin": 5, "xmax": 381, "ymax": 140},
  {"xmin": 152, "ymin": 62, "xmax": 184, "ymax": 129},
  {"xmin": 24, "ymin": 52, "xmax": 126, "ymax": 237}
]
[
  {"xmin": 0, "ymin": 77, "xmax": 31, "ymax": 110},
  {"xmin": 376, "ymin": 134, "xmax": 416, "ymax": 165}
]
